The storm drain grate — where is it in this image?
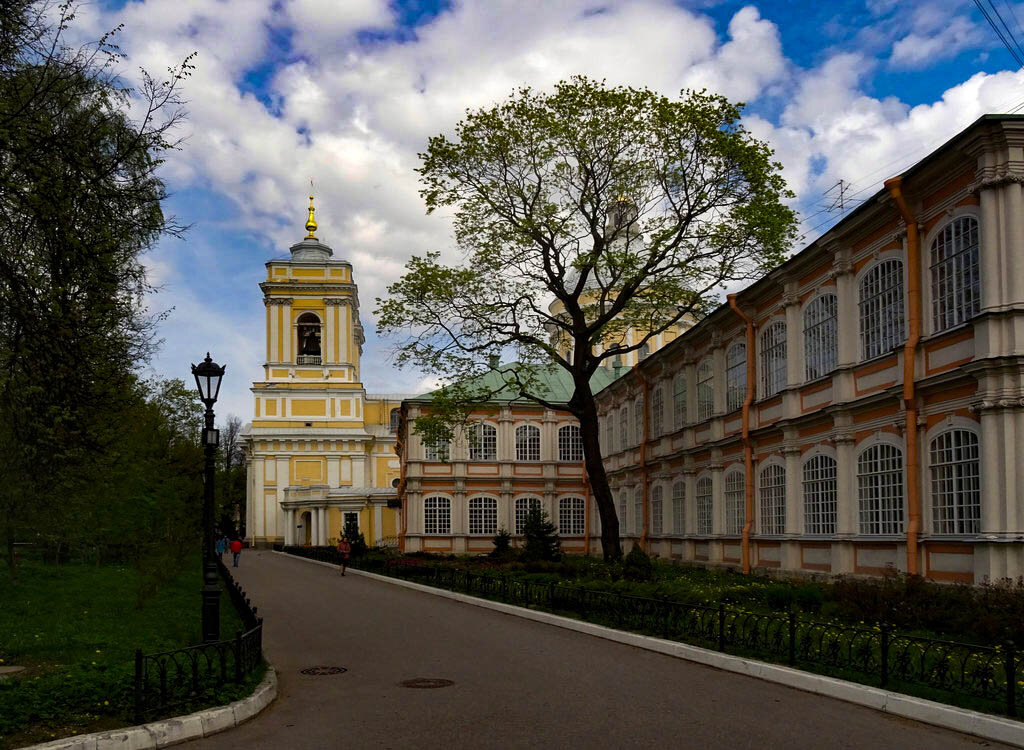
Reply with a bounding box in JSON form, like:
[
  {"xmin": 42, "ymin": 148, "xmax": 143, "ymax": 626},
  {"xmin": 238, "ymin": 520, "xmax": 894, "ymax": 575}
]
[
  {"xmin": 300, "ymin": 666, "xmax": 347, "ymax": 676},
  {"xmin": 399, "ymin": 678, "xmax": 454, "ymax": 689}
]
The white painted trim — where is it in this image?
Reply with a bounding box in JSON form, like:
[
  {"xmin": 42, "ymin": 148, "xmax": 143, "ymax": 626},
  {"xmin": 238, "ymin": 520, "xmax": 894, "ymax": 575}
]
[{"xmin": 281, "ymin": 553, "xmax": 1024, "ymax": 749}]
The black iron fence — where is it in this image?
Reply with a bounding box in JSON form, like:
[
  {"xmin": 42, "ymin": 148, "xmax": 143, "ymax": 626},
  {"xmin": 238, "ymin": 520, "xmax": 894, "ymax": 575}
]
[
  {"xmin": 283, "ymin": 546, "xmax": 1020, "ymax": 717},
  {"xmin": 132, "ymin": 559, "xmax": 264, "ymax": 723}
]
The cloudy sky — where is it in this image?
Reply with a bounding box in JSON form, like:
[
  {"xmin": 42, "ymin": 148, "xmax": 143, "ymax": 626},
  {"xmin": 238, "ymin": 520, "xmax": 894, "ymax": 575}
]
[{"xmin": 74, "ymin": 0, "xmax": 1024, "ymax": 423}]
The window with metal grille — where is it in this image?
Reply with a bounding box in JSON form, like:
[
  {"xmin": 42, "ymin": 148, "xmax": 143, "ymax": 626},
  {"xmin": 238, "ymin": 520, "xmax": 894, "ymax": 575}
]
[
  {"xmin": 634, "ymin": 487, "xmax": 643, "ymax": 535},
  {"xmin": 696, "ymin": 477, "xmax": 713, "ymax": 535},
  {"xmin": 760, "ymin": 321, "xmax": 787, "ymax": 398},
  {"xmin": 725, "ymin": 470, "xmax": 745, "ymax": 535},
  {"xmin": 759, "ymin": 464, "xmax": 785, "ymax": 534},
  {"xmin": 651, "ymin": 485, "xmax": 664, "ymax": 535},
  {"xmin": 804, "ymin": 294, "xmax": 838, "ymax": 380},
  {"xmin": 617, "ymin": 490, "xmax": 629, "ymax": 536},
  {"xmin": 857, "ymin": 443, "xmax": 904, "ymax": 535},
  {"xmin": 424, "ymin": 496, "xmax": 451, "ymax": 535},
  {"xmin": 514, "ymin": 497, "xmax": 541, "ymax": 535},
  {"xmin": 619, "ymin": 404, "xmax": 629, "ymax": 451},
  {"xmin": 389, "ymin": 408, "xmax": 400, "ymax": 433},
  {"xmin": 697, "ymin": 359, "xmax": 714, "ymax": 421},
  {"xmin": 673, "ymin": 372, "xmax": 687, "ymax": 429},
  {"xmin": 515, "ymin": 424, "xmax": 540, "ymax": 461},
  {"xmin": 803, "ymin": 454, "xmax": 837, "ymax": 535},
  {"xmin": 468, "ymin": 496, "xmax": 497, "ymax": 535},
  {"xmin": 672, "ymin": 480, "xmax": 685, "ymax": 534},
  {"xmin": 424, "ymin": 438, "xmax": 450, "ymax": 462},
  {"xmin": 726, "ymin": 343, "xmax": 746, "ymax": 412},
  {"xmin": 931, "ymin": 217, "xmax": 980, "ymax": 332},
  {"xmin": 634, "ymin": 397, "xmax": 643, "ymax": 445},
  {"xmin": 558, "ymin": 424, "xmax": 583, "ymax": 462},
  {"xmin": 468, "ymin": 423, "xmax": 497, "ymax": 461},
  {"xmin": 859, "ymin": 260, "xmax": 905, "ymax": 359},
  {"xmin": 930, "ymin": 429, "xmax": 980, "ymax": 534},
  {"xmin": 651, "ymin": 386, "xmax": 664, "ymax": 437},
  {"xmin": 558, "ymin": 497, "xmax": 586, "ymax": 536}
]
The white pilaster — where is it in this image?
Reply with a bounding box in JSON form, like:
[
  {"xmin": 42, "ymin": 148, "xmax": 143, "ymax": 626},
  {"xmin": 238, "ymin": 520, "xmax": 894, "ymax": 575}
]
[{"xmin": 375, "ymin": 504, "xmax": 383, "ymax": 544}]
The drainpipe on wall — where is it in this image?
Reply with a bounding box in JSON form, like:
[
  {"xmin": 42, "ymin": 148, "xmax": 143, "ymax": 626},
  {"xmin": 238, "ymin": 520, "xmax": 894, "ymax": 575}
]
[
  {"xmin": 728, "ymin": 294, "xmax": 756, "ymax": 575},
  {"xmin": 884, "ymin": 176, "xmax": 922, "ymax": 577},
  {"xmin": 636, "ymin": 368, "xmax": 650, "ymax": 551}
]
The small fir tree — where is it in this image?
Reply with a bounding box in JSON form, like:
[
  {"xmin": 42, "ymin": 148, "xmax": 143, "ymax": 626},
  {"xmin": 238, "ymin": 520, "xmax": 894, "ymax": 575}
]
[
  {"xmin": 521, "ymin": 507, "xmax": 561, "ymax": 562},
  {"xmin": 490, "ymin": 527, "xmax": 513, "ymax": 560},
  {"xmin": 342, "ymin": 516, "xmax": 368, "ymax": 556}
]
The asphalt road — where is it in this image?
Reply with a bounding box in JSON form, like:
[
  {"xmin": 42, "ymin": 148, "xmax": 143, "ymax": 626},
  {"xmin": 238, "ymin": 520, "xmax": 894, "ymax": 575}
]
[{"xmin": 183, "ymin": 551, "xmax": 1002, "ymax": 749}]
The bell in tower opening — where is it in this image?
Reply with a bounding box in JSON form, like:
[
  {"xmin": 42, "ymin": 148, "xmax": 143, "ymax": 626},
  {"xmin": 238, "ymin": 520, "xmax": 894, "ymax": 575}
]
[{"xmin": 296, "ymin": 312, "xmax": 322, "ymax": 364}]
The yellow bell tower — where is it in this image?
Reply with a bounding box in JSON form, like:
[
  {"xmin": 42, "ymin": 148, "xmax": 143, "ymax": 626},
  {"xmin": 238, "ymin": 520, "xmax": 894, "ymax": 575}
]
[{"xmin": 244, "ymin": 196, "xmax": 404, "ymax": 548}]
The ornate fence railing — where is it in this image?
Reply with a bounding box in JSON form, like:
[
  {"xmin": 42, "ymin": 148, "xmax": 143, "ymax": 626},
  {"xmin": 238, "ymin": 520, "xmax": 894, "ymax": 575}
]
[
  {"xmin": 282, "ymin": 546, "xmax": 1020, "ymax": 717},
  {"xmin": 132, "ymin": 559, "xmax": 264, "ymax": 723}
]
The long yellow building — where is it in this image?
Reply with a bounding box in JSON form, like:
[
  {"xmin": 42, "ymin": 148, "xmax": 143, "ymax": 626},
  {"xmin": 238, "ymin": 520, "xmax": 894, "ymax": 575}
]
[{"xmin": 244, "ymin": 198, "xmax": 404, "ymax": 547}]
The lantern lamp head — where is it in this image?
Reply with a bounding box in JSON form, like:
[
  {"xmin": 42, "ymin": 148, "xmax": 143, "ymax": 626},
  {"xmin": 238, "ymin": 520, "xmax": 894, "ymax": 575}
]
[{"xmin": 191, "ymin": 352, "xmax": 226, "ymax": 407}]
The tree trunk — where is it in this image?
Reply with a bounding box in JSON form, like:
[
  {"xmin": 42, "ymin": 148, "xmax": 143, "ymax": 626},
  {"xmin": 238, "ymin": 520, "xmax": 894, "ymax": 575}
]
[{"xmin": 572, "ymin": 378, "xmax": 622, "ymax": 561}]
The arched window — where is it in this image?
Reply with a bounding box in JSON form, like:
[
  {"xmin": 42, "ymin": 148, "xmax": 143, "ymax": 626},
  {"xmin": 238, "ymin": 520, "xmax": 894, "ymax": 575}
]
[
  {"xmin": 634, "ymin": 396, "xmax": 643, "ymax": 445},
  {"xmin": 515, "ymin": 424, "xmax": 541, "ymax": 461},
  {"xmin": 697, "ymin": 359, "xmax": 714, "ymax": 421},
  {"xmin": 859, "ymin": 260, "xmax": 905, "ymax": 359},
  {"xmin": 651, "ymin": 485, "xmax": 664, "ymax": 535},
  {"xmin": 671, "ymin": 480, "xmax": 685, "ymax": 534},
  {"xmin": 804, "ymin": 294, "xmax": 838, "ymax": 380},
  {"xmin": 931, "ymin": 216, "xmax": 980, "ymax": 331},
  {"xmin": 468, "ymin": 497, "xmax": 498, "ymax": 535},
  {"xmin": 858, "ymin": 443, "xmax": 904, "ymax": 535},
  {"xmin": 760, "ymin": 321, "xmax": 787, "ymax": 398},
  {"xmin": 672, "ymin": 372, "xmax": 687, "ymax": 430},
  {"xmin": 619, "ymin": 404, "xmax": 630, "ymax": 451},
  {"xmin": 389, "ymin": 408, "xmax": 400, "ymax": 433},
  {"xmin": 617, "ymin": 490, "xmax": 629, "ymax": 536},
  {"xmin": 803, "ymin": 454, "xmax": 837, "ymax": 535},
  {"xmin": 559, "ymin": 497, "xmax": 586, "ymax": 536},
  {"xmin": 930, "ymin": 429, "xmax": 980, "ymax": 534},
  {"xmin": 696, "ymin": 477, "xmax": 713, "ymax": 535},
  {"xmin": 726, "ymin": 343, "xmax": 746, "ymax": 412},
  {"xmin": 424, "ymin": 437, "xmax": 450, "ymax": 462},
  {"xmin": 296, "ymin": 312, "xmax": 322, "ymax": 364},
  {"xmin": 759, "ymin": 464, "xmax": 785, "ymax": 534},
  {"xmin": 558, "ymin": 424, "xmax": 583, "ymax": 462},
  {"xmin": 634, "ymin": 487, "xmax": 644, "ymax": 536},
  {"xmin": 514, "ymin": 497, "xmax": 541, "ymax": 535},
  {"xmin": 724, "ymin": 470, "xmax": 745, "ymax": 535},
  {"xmin": 424, "ymin": 496, "xmax": 451, "ymax": 535},
  {"xmin": 468, "ymin": 423, "xmax": 497, "ymax": 461},
  {"xmin": 651, "ymin": 385, "xmax": 664, "ymax": 437}
]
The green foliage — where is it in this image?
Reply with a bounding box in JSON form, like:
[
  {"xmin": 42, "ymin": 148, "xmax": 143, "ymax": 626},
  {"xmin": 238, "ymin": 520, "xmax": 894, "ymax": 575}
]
[
  {"xmin": 489, "ymin": 528, "xmax": 514, "ymax": 561},
  {"xmin": 622, "ymin": 542, "xmax": 654, "ymax": 581},
  {"xmin": 520, "ymin": 508, "xmax": 561, "ymax": 562},
  {"xmin": 342, "ymin": 517, "xmax": 368, "ymax": 557}
]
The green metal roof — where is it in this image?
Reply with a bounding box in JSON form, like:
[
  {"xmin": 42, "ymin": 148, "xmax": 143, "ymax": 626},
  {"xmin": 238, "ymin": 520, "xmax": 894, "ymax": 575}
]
[{"xmin": 409, "ymin": 362, "xmax": 625, "ymax": 406}]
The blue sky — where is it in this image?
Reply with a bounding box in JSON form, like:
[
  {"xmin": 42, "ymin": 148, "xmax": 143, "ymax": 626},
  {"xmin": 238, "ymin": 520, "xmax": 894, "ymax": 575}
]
[{"xmin": 75, "ymin": 0, "xmax": 1024, "ymax": 421}]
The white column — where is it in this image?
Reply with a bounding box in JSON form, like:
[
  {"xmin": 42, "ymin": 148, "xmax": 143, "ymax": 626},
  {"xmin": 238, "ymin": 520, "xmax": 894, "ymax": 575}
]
[
  {"xmin": 310, "ymin": 509, "xmax": 319, "ymax": 546},
  {"xmin": 375, "ymin": 504, "xmax": 383, "ymax": 544},
  {"xmin": 284, "ymin": 509, "xmax": 294, "ymax": 545},
  {"xmin": 319, "ymin": 507, "xmax": 328, "ymax": 545},
  {"xmin": 352, "ymin": 454, "xmax": 366, "ymax": 488},
  {"xmin": 324, "ymin": 302, "xmax": 335, "ymax": 364},
  {"xmin": 251, "ymin": 457, "xmax": 265, "ymax": 540},
  {"xmin": 783, "ymin": 445, "xmax": 801, "ymax": 535},
  {"xmin": 268, "ymin": 302, "xmax": 279, "ymax": 363}
]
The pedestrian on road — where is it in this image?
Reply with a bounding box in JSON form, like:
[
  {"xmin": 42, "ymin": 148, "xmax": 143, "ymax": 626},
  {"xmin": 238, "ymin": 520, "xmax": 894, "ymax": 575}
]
[
  {"xmin": 230, "ymin": 538, "xmax": 243, "ymax": 568},
  {"xmin": 337, "ymin": 537, "xmax": 351, "ymax": 576},
  {"xmin": 216, "ymin": 536, "xmax": 227, "ymax": 558}
]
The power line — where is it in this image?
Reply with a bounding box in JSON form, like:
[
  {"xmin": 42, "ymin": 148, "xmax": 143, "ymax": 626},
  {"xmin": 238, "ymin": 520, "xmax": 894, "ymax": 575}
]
[
  {"xmin": 974, "ymin": 0, "xmax": 1024, "ymax": 67},
  {"xmin": 988, "ymin": 0, "xmax": 1024, "ymax": 63}
]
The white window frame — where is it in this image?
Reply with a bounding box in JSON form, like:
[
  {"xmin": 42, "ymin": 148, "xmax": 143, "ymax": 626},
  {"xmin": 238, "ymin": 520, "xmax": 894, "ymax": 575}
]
[
  {"xmin": 696, "ymin": 358, "xmax": 714, "ymax": 421},
  {"xmin": 758, "ymin": 461, "xmax": 786, "ymax": 535},
  {"xmin": 724, "ymin": 469, "xmax": 745, "ymax": 535},
  {"xmin": 695, "ymin": 475, "xmax": 713, "ymax": 535},
  {"xmin": 468, "ymin": 422, "xmax": 497, "ymax": 461},
  {"xmin": 651, "ymin": 485, "xmax": 664, "ymax": 536},
  {"xmin": 672, "ymin": 371, "xmax": 687, "ymax": 430},
  {"xmin": 423, "ymin": 496, "xmax": 451, "ymax": 535},
  {"xmin": 857, "ymin": 439, "xmax": 904, "ymax": 535},
  {"xmin": 803, "ymin": 293, "xmax": 838, "ymax": 381},
  {"xmin": 759, "ymin": 320, "xmax": 787, "ymax": 399},
  {"xmin": 559, "ymin": 496, "xmax": 586, "ymax": 536},
  {"xmin": 617, "ymin": 489, "xmax": 629, "ymax": 536},
  {"xmin": 515, "ymin": 424, "xmax": 541, "ymax": 462},
  {"xmin": 633, "ymin": 486, "xmax": 643, "ymax": 536},
  {"xmin": 468, "ymin": 496, "xmax": 498, "ymax": 536},
  {"xmin": 424, "ymin": 437, "xmax": 450, "ymax": 462},
  {"xmin": 802, "ymin": 450, "xmax": 837, "ymax": 535},
  {"xmin": 858, "ymin": 258, "xmax": 905, "ymax": 360},
  {"xmin": 514, "ymin": 496, "xmax": 541, "ymax": 536},
  {"xmin": 726, "ymin": 342, "xmax": 746, "ymax": 412},
  {"xmin": 651, "ymin": 385, "xmax": 664, "ymax": 437},
  {"xmin": 634, "ymin": 396, "xmax": 643, "ymax": 445},
  {"xmin": 671, "ymin": 480, "xmax": 685, "ymax": 534},
  {"xmin": 929, "ymin": 215, "xmax": 981, "ymax": 333},
  {"xmin": 558, "ymin": 424, "xmax": 583, "ymax": 462},
  {"xmin": 619, "ymin": 404, "xmax": 630, "ymax": 451},
  {"xmin": 929, "ymin": 426, "xmax": 981, "ymax": 535}
]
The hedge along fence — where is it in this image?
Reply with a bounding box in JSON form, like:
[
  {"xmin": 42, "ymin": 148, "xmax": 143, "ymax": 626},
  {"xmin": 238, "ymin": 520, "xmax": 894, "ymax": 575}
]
[{"xmin": 283, "ymin": 546, "xmax": 1021, "ymax": 718}]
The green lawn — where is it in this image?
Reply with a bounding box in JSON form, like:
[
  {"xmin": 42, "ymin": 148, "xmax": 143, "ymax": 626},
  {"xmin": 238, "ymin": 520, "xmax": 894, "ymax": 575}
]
[{"xmin": 0, "ymin": 555, "xmax": 250, "ymax": 748}]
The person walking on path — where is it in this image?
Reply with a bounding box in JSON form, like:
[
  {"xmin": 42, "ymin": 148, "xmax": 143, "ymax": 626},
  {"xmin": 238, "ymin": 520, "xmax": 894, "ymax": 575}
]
[
  {"xmin": 336, "ymin": 537, "xmax": 351, "ymax": 576},
  {"xmin": 230, "ymin": 538, "xmax": 243, "ymax": 568},
  {"xmin": 216, "ymin": 536, "xmax": 227, "ymax": 558}
]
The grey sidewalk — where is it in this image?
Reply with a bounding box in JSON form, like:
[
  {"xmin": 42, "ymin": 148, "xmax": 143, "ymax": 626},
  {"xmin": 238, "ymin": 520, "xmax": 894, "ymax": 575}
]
[{"xmin": 182, "ymin": 551, "xmax": 999, "ymax": 749}]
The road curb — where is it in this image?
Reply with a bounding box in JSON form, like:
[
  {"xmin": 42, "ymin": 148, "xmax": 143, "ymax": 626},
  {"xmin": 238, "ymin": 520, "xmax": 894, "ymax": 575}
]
[
  {"xmin": 22, "ymin": 665, "xmax": 277, "ymax": 750},
  {"xmin": 281, "ymin": 551, "xmax": 1024, "ymax": 748}
]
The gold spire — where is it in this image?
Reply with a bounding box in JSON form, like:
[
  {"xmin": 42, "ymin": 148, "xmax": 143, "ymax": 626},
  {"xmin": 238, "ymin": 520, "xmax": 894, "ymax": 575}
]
[{"xmin": 304, "ymin": 194, "xmax": 318, "ymax": 240}]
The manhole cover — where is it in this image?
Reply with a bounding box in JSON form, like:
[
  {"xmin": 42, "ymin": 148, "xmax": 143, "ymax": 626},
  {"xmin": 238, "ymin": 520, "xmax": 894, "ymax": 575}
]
[
  {"xmin": 399, "ymin": 678, "xmax": 454, "ymax": 689},
  {"xmin": 300, "ymin": 666, "xmax": 347, "ymax": 676}
]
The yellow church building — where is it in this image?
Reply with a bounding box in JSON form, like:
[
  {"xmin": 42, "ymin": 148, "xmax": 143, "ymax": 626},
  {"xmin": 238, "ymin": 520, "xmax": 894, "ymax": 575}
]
[{"xmin": 244, "ymin": 198, "xmax": 404, "ymax": 548}]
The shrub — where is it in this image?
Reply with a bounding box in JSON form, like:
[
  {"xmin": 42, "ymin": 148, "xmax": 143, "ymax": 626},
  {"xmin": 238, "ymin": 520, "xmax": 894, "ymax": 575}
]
[
  {"xmin": 763, "ymin": 583, "xmax": 795, "ymax": 610},
  {"xmin": 489, "ymin": 528, "xmax": 514, "ymax": 561},
  {"xmin": 622, "ymin": 542, "xmax": 654, "ymax": 581},
  {"xmin": 520, "ymin": 508, "xmax": 561, "ymax": 562},
  {"xmin": 341, "ymin": 517, "xmax": 368, "ymax": 557},
  {"xmin": 794, "ymin": 584, "xmax": 824, "ymax": 612}
]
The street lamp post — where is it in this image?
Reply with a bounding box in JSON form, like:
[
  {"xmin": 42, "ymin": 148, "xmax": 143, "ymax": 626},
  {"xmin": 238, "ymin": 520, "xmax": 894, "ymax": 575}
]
[{"xmin": 192, "ymin": 352, "xmax": 226, "ymax": 643}]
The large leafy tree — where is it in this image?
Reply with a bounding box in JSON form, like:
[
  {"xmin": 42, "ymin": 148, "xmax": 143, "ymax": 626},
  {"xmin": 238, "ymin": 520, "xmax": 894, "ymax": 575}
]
[
  {"xmin": 377, "ymin": 76, "xmax": 797, "ymax": 560},
  {"xmin": 0, "ymin": 0, "xmax": 193, "ymax": 577}
]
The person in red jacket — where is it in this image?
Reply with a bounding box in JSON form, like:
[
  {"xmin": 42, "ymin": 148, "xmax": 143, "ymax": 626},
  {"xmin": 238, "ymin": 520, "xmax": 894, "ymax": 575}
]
[
  {"xmin": 230, "ymin": 538, "xmax": 243, "ymax": 568},
  {"xmin": 336, "ymin": 537, "xmax": 351, "ymax": 576}
]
